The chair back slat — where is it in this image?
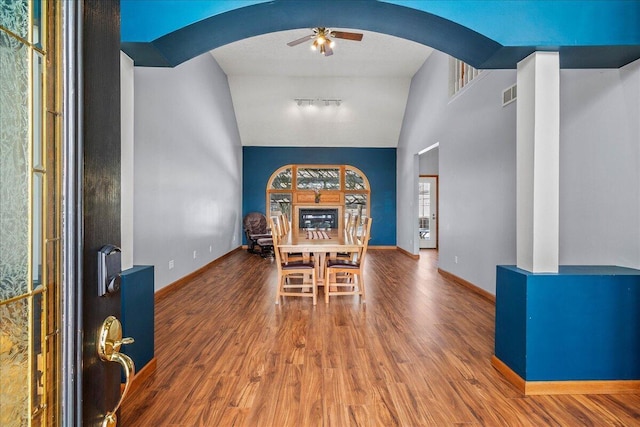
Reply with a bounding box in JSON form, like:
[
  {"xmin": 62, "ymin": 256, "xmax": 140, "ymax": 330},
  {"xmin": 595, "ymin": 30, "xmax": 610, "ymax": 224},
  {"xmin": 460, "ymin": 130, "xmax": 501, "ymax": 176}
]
[
  {"xmin": 346, "ymin": 214, "xmax": 358, "ymax": 236},
  {"xmin": 281, "ymin": 213, "xmax": 290, "ymax": 234}
]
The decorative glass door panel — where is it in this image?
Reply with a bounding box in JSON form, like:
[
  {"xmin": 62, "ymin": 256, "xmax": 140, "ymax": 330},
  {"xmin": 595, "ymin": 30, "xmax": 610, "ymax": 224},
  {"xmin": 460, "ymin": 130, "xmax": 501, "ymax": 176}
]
[
  {"xmin": 1, "ymin": 1, "xmax": 60, "ymax": 425},
  {"xmin": 419, "ymin": 177, "xmax": 437, "ymax": 249}
]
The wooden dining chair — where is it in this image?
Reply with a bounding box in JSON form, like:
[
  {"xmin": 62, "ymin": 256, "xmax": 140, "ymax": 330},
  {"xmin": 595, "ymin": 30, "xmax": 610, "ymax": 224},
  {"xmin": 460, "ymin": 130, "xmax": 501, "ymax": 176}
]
[
  {"xmin": 271, "ymin": 216, "xmax": 307, "ymax": 263},
  {"xmin": 336, "ymin": 213, "xmax": 359, "ymax": 260},
  {"xmin": 271, "ymin": 220, "xmax": 317, "ymax": 305},
  {"xmin": 325, "ymin": 217, "xmax": 372, "ymax": 304}
]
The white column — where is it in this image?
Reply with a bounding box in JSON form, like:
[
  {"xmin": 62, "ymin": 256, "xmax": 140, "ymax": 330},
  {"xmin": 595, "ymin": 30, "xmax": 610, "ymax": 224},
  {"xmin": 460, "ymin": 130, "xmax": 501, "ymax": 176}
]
[{"xmin": 516, "ymin": 52, "xmax": 559, "ymax": 273}]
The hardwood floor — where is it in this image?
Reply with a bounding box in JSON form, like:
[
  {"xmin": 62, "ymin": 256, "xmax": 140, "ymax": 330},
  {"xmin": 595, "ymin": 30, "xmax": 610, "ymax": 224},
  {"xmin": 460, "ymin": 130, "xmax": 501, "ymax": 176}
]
[{"xmin": 121, "ymin": 249, "xmax": 640, "ymax": 426}]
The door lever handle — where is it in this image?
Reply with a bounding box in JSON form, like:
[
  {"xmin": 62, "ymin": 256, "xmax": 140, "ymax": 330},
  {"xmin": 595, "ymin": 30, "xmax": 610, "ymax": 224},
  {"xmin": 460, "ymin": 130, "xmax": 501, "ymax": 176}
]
[
  {"xmin": 116, "ymin": 337, "xmax": 135, "ymax": 347},
  {"xmin": 98, "ymin": 316, "xmax": 136, "ymax": 427}
]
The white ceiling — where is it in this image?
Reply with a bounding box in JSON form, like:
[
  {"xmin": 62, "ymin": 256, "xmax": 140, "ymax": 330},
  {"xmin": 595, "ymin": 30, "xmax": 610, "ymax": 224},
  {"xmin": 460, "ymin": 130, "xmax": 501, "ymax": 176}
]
[{"xmin": 211, "ymin": 28, "xmax": 433, "ymax": 147}]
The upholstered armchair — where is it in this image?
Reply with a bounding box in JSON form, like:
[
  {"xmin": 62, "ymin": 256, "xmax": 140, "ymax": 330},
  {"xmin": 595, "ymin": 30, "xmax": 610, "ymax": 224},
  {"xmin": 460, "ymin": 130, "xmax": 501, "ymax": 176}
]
[{"xmin": 243, "ymin": 212, "xmax": 273, "ymax": 257}]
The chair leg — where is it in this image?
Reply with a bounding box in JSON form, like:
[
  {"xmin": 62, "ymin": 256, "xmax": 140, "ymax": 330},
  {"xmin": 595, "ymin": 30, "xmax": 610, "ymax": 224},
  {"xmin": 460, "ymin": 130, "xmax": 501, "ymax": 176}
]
[
  {"xmin": 325, "ymin": 271, "xmax": 331, "ymax": 304},
  {"xmin": 358, "ymin": 273, "xmax": 365, "ymax": 302},
  {"xmin": 325, "ymin": 270, "xmax": 365, "ymax": 303},
  {"xmin": 312, "ymin": 272, "xmax": 317, "ymax": 306},
  {"xmin": 275, "ymin": 276, "xmax": 283, "ymax": 304}
]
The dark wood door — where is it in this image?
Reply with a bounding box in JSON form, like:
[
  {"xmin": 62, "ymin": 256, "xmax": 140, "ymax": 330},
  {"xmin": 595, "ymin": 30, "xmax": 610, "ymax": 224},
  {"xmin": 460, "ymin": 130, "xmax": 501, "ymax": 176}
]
[{"xmin": 80, "ymin": 1, "xmax": 123, "ymax": 425}]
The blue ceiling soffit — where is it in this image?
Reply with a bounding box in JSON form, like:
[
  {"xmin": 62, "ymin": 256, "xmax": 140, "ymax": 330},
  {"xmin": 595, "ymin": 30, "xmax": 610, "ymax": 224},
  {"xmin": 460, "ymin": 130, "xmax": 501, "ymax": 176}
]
[{"xmin": 121, "ymin": 0, "xmax": 640, "ymax": 69}]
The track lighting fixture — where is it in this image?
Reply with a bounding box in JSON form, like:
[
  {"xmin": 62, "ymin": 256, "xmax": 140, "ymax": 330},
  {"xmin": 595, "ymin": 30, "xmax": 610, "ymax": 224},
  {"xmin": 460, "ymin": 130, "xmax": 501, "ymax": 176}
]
[{"xmin": 294, "ymin": 98, "xmax": 342, "ymax": 107}]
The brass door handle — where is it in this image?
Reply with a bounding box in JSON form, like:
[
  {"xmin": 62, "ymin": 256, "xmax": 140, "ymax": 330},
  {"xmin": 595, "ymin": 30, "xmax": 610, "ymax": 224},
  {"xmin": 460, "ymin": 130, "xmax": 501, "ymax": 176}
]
[{"xmin": 98, "ymin": 316, "xmax": 136, "ymax": 427}]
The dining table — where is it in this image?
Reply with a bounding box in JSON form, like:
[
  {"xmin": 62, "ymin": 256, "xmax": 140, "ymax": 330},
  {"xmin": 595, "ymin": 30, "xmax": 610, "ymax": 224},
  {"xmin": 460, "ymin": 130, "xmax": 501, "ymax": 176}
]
[{"xmin": 277, "ymin": 228, "xmax": 362, "ymax": 284}]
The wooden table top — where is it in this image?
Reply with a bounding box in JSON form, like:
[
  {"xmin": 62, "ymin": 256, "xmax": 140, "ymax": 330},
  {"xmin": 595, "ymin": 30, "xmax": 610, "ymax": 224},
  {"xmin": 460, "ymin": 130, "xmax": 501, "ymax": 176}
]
[{"xmin": 277, "ymin": 228, "xmax": 362, "ymax": 253}]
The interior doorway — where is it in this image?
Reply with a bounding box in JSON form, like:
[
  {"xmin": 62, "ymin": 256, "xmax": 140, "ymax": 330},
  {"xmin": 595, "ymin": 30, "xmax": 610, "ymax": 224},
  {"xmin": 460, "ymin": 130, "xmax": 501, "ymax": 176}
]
[{"xmin": 419, "ymin": 176, "xmax": 438, "ymax": 249}]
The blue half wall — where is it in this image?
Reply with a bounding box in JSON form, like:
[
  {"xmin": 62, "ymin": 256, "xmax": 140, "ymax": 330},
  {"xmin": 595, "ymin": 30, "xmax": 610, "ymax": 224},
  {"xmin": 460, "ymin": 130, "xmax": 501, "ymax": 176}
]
[
  {"xmin": 242, "ymin": 146, "xmax": 396, "ymax": 246},
  {"xmin": 495, "ymin": 265, "xmax": 640, "ymax": 382}
]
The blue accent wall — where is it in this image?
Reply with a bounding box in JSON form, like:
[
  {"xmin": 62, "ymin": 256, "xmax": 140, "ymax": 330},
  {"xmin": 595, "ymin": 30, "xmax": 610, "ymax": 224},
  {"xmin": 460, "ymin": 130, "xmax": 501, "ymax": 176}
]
[
  {"xmin": 243, "ymin": 146, "xmax": 396, "ymax": 246},
  {"xmin": 496, "ymin": 265, "xmax": 640, "ymax": 381}
]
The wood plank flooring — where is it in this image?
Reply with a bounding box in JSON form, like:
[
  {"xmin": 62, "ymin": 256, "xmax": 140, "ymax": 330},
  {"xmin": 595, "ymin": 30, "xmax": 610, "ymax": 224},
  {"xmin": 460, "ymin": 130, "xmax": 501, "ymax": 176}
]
[{"xmin": 121, "ymin": 249, "xmax": 640, "ymax": 426}]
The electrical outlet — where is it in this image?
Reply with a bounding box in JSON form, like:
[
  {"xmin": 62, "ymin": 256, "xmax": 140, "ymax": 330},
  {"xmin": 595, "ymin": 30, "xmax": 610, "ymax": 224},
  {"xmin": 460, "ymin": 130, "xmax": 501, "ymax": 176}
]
[
  {"xmin": 169, "ymin": 260, "xmax": 174, "ymax": 269},
  {"xmin": 193, "ymin": 250, "xmax": 197, "ymax": 259},
  {"xmin": 455, "ymin": 256, "xmax": 458, "ymax": 264},
  {"xmin": 209, "ymin": 245, "xmax": 212, "ymax": 253}
]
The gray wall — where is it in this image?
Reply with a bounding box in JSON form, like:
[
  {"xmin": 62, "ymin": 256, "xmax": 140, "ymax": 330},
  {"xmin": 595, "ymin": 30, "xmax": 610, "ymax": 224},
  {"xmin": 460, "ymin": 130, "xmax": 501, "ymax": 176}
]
[
  {"xmin": 397, "ymin": 51, "xmax": 640, "ymax": 294},
  {"xmin": 133, "ymin": 53, "xmax": 243, "ymax": 291},
  {"xmin": 559, "ymin": 62, "xmax": 640, "ymax": 267}
]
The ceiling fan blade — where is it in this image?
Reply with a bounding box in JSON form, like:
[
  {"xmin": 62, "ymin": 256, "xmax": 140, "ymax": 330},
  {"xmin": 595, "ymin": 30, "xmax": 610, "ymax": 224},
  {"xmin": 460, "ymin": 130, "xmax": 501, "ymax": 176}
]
[
  {"xmin": 287, "ymin": 34, "xmax": 314, "ymax": 47},
  {"xmin": 331, "ymin": 31, "xmax": 363, "ymax": 41}
]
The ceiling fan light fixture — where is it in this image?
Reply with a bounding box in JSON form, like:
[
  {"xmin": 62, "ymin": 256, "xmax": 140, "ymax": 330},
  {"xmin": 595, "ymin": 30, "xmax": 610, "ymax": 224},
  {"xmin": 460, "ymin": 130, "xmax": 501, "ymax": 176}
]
[{"xmin": 287, "ymin": 27, "xmax": 362, "ymax": 57}]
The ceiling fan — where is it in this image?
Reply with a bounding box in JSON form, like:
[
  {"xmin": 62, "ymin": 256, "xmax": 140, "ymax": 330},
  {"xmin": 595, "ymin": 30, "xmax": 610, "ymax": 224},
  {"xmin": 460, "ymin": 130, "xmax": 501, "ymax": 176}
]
[{"xmin": 286, "ymin": 27, "xmax": 364, "ymax": 56}]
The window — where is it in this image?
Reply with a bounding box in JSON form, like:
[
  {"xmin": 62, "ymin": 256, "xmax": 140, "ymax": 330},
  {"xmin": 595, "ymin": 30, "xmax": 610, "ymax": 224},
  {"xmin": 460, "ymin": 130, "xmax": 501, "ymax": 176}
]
[
  {"xmin": 266, "ymin": 165, "xmax": 370, "ymax": 229},
  {"xmin": 345, "ymin": 168, "xmax": 366, "ymax": 190},
  {"xmin": 418, "ymin": 181, "xmax": 431, "ymax": 229},
  {"xmin": 296, "ymin": 167, "xmax": 340, "ymax": 190},
  {"xmin": 269, "ymin": 193, "xmax": 292, "ymax": 217},
  {"xmin": 270, "ymin": 167, "xmax": 292, "ymax": 189}
]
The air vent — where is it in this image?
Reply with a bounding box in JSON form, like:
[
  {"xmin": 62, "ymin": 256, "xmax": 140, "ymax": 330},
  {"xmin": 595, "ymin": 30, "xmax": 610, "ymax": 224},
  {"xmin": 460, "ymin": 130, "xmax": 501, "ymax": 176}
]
[{"xmin": 502, "ymin": 84, "xmax": 517, "ymax": 106}]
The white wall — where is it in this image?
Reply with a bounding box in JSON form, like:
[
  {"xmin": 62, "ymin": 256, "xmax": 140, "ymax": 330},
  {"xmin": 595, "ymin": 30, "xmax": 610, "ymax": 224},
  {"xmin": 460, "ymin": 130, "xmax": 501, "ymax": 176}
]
[
  {"xmin": 133, "ymin": 53, "xmax": 243, "ymax": 291},
  {"xmin": 227, "ymin": 75, "xmax": 411, "ymax": 147},
  {"xmin": 398, "ymin": 52, "xmax": 640, "ymax": 294}
]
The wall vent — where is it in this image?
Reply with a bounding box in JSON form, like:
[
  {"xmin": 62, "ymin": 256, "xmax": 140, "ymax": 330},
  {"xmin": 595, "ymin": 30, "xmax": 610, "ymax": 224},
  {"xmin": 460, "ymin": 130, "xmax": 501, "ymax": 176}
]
[{"xmin": 502, "ymin": 84, "xmax": 517, "ymax": 106}]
